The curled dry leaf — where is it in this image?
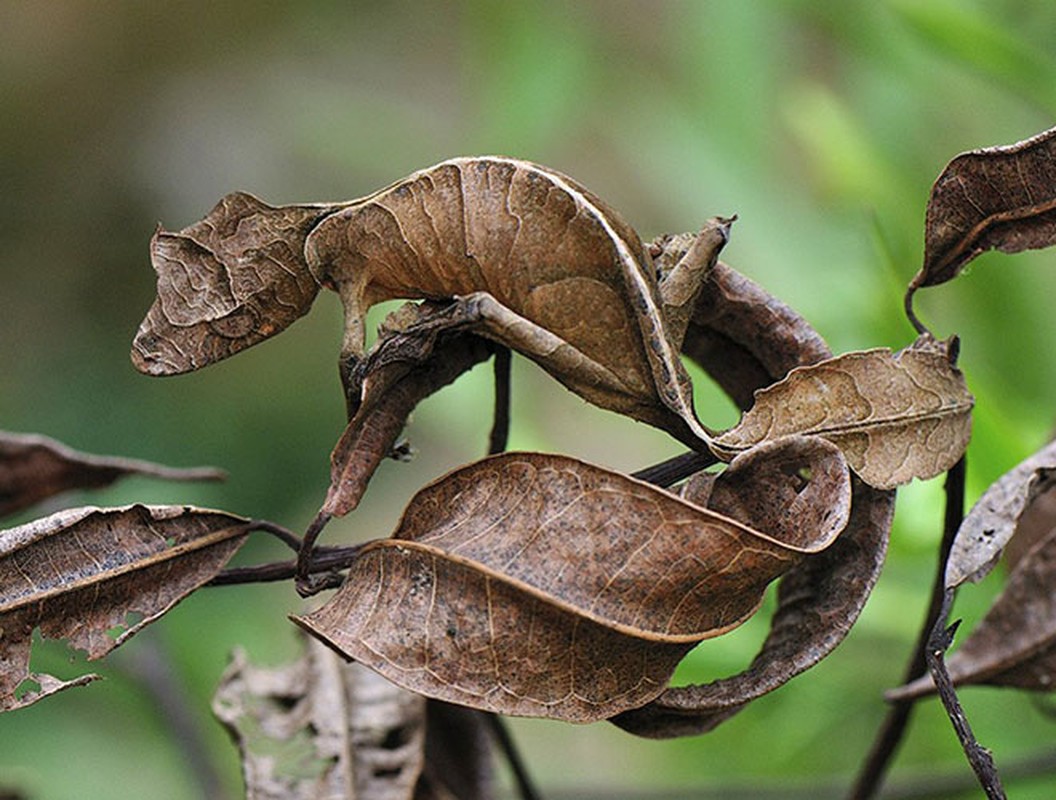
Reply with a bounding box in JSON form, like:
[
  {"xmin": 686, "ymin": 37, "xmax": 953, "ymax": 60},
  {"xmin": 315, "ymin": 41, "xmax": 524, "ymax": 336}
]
[
  {"xmin": 675, "ymin": 259, "xmax": 833, "ymax": 408},
  {"xmin": 946, "ymin": 439, "xmax": 1056, "ymax": 588},
  {"xmin": 294, "ymin": 446, "xmax": 850, "ymax": 723},
  {"xmin": 134, "ymin": 157, "xmax": 733, "ymax": 449},
  {"xmin": 132, "ymin": 193, "xmax": 338, "ymax": 375},
  {"xmin": 909, "ymin": 125, "xmax": 1056, "ymax": 295},
  {"xmin": 0, "ymin": 431, "xmax": 225, "ymax": 519},
  {"xmin": 614, "ymin": 479, "xmax": 892, "ymax": 737},
  {"xmin": 213, "ymin": 637, "xmax": 432, "ymax": 800},
  {"xmin": 713, "ymin": 334, "xmax": 973, "ymax": 490},
  {"xmin": 1, "ymin": 504, "xmax": 248, "ymax": 712},
  {"xmin": 890, "ymin": 519, "xmax": 1056, "ymax": 702},
  {"xmin": 613, "ymin": 256, "xmax": 895, "ymax": 738}
]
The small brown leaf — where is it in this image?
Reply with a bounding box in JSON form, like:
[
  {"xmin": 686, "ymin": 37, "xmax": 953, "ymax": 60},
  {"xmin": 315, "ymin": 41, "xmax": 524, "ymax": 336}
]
[
  {"xmin": 0, "ymin": 431, "xmax": 225, "ymax": 519},
  {"xmin": 946, "ymin": 440, "xmax": 1056, "ymax": 588},
  {"xmin": 889, "ymin": 521, "xmax": 1056, "ymax": 702},
  {"xmin": 295, "ymin": 449, "xmax": 849, "ymax": 722},
  {"xmin": 213, "ymin": 638, "xmax": 431, "ymax": 800},
  {"xmin": 1, "ymin": 504, "xmax": 248, "ymax": 712},
  {"xmin": 713, "ymin": 335, "xmax": 973, "ymax": 489},
  {"xmin": 910, "ymin": 125, "xmax": 1056, "ymax": 293},
  {"xmin": 132, "ymin": 193, "xmax": 337, "ymax": 375}
]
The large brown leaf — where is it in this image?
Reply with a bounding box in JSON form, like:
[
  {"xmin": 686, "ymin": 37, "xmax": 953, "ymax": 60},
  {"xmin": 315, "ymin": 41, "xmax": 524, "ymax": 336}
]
[
  {"xmin": 0, "ymin": 431, "xmax": 225, "ymax": 519},
  {"xmin": 1, "ymin": 504, "xmax": 248, "ymax": 712},
  {"xmin": 132, "ymin": 192, "xmax": 338, "ymax": 375},
  {"xmin": 946, "ymin": 439, "xmax": 1056, "ymax": 588},
  {"xmin": 890, "ymin": 521, "xmax": 1056, "ymax": 702},
  {"xmin": 294, "ymin": 444, "xmax": 850, "ymax": 723},
  {"xmin": 713, "ymin": 334, "xmax": 973, "ymax": 489},
  {"xmin": 908, "ymin": 125, "xmax": 1056, "ymax": 294}
]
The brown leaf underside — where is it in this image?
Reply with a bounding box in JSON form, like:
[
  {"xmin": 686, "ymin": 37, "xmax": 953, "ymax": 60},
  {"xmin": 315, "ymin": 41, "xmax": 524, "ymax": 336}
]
[
  {"xmin": 296, "ymin": 444, "xmax": 850, "ymax": 723},
  {"xmin": 911, "ymin": 125, "xmax": 1056, "ymax": 291},
  {"xmin": 1, "ymin": 504, "xmax": 248, "ymax": 711}
]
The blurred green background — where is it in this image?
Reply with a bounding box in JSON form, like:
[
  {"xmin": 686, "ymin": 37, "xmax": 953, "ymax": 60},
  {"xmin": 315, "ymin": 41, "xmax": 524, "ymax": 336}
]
[{"xmin": 3, "ymin": 1, "xmax": 1056, "ymax": 797}]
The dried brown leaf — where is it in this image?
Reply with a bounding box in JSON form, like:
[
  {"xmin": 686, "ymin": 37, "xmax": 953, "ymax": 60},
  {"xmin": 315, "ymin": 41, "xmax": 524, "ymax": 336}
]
[
  {"xmin": 1, "ymin": 504, "xmax": 248, "ymax": 712},
  {"xmin": 325, "ymin": 303, "xmax": 494, "ymax": 517},
  {"xmin": 0, "ymin": 431, "xmax": 225, "ymax": 519},
  {"xmin": 132, "ymin": 192, "xmax": 337, "ymax": 375},
  {"xmin": 890, "ymin": 521, "xmax": 1056, "ymax": 702},
  {"xmin": 676, "ymin": 259, "xmax": 833, "ymax": 407},
  {"xmin": 294, "ymin": 449, "xmax": 849, "ymax": 722},
  {"xmin": 613, "ymin": 256, "xmax": 895, "ymax": 737},
  {"xmin": 713, "ymin": 335, "xmax": 973, "ymax": 489},
  {"xmin": 134, "ymin": 158, "xmax": 731, "ymax": 448},
  {"xmin": 946, "ymin": 440, "xmax": 1056, "ymax": 588},
  {"xmin": 910, "ymin": 125, "xmax": 1056, "ymax": 293},
  {"xmin": 213, "ymin": 637, "xmax": 432, "ymax": 800},
  {"xmin": 613, "ymin": 479, "xmax": 893, "ymax": 737}
]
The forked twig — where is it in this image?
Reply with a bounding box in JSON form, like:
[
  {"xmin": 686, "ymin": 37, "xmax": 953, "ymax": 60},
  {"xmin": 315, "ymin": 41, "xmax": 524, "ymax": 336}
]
[{"xmin": 848, "ymin": 457, "xmax": 965, "ymax": 799}]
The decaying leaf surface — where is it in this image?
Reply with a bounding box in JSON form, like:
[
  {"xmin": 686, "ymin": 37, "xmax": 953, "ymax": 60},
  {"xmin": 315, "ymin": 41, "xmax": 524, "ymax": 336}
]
[
  {"xmin": 132, "ymin": 192, "xmax": 338, "ymax": 375},
  {"xmin": 713, "ymin": 335, "xmax": 973, "ymax": 489},
  {"xmin": 613, "ymin": 259, "xmax": 895, "ymax": 737},
  {"xmin": 0, "ymin": 431, "xmax": 225, "ymax": 519},
  {"xmin": 946, "ymin": 439, "xmax": 1056, "ymax": 588},
  {"xmin": 1, "ymin": 504, "xmax": 248, "ymax": 712},
  {"xmin": 214, "ymin": 638, "xmax": 435, "ymax": 800},
  {"xmin": 304, "ymin": 157, "xmax": 725, "ymax": 446},
  {"xmin": 614, "ymin": 478, "xmax": 893, "ymax": 737},
  {"xmin": 890, "ymin": 521, "xmax": 1056, "ymax": 702},
  {"xmin": 909, "ymin": 125, "xmax": 1056, "ymax": 293},
  {"xmin": 134, "ymin": 158, "xmax": 731, "ymax": 448},
  {"xmin": 325, "ymin": 303, "xmax": 494, "ymax": 517},
  {"xmin": 295, "ymin": 447, "xmax": 850, "ymax": 722}
]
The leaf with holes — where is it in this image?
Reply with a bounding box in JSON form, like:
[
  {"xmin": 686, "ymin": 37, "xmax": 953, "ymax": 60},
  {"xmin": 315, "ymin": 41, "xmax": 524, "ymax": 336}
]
[{"xmin": 1, "ymin": 504, "xmax": 248, "ymax": 712}]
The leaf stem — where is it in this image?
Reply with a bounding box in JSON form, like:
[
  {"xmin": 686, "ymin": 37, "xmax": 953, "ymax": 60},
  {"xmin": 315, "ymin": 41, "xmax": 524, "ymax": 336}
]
[
  {"xmin": 485, "ymin": 713, "xmax": 544, "ymax": 800},
  {"xmin": 209, "ymin": 543, "xmax": 363, "ymax": 587},
  {"xmin": 847, "ymin": 456, "xmax": 965, "ymax": 799},
  {"xmin": 632, "ymin": 450, "xmax": 718, "ymax": 488},
  {"xmin": 489, "ymin": 345, "xmax": 512, "ymax": 456}
]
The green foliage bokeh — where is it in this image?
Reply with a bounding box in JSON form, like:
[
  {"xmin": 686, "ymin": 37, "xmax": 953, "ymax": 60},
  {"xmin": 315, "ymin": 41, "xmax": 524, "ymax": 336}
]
[{"xmin": 3, "ymin": 2, "xmax": 1056, "ymax": 797}]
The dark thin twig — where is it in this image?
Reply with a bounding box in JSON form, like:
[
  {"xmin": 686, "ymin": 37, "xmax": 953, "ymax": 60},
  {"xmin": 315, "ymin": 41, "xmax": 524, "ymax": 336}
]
[
  {"xmin": 488, "ymin": 345, "xmax": 512, "ymax": 456},
  {"xmin": 485, "ymin": 714, "xmax": 543, "ymax": 800},
  {"xmin": 296, "ymin": 509, "xmax": 334, "ymax": 596},
  {"xmin": 246, "ymin": 519, "xmax": 303, "ymax": 553},
  {"xmin": 904, "ymin": 287, "xmax": 929, "ymax": 337},
  {"xmin": 926, "ymin": 592, "xmax": 1006, "ymax": 799},
  {"xmin": 848, "ymin": 456, "xmax": 966, "ymax": 799},
  {"xmin": 631, "ymin": 449, "xmax": 719, "ymax": 488},
  {"xmin": 210, "ymin": 544, "xmax": 362, "ymax": 587}
]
